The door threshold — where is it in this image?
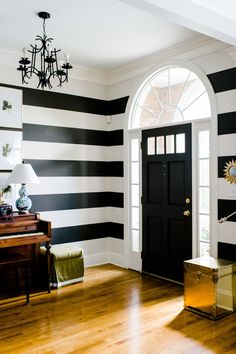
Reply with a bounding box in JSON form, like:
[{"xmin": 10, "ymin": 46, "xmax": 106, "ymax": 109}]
[{"xmin": 142, "ymin": 270, "xmax": 183, "ymax": 286}]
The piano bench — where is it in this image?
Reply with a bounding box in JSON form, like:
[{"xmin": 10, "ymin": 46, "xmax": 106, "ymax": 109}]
[
  {"xmin": 41, "ymin": 244, "xmax": 84, "ymax": 288},
  {"xmin": 0, "ymin": 254, "xmax": 31, "ymax": 304}
]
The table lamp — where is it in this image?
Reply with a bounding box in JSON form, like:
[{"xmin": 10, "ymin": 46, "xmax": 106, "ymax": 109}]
[{"xmin": 7, "ymin": 163, "xmax": 40, "ymax": 214}]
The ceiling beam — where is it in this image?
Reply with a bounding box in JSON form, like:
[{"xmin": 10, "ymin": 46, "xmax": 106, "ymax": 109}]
[{"xmin": 119, "ymin": 0, "xmax": 236, "ymax": 46}]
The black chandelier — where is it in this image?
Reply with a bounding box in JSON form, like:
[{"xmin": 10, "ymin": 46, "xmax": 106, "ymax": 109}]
[{"xmin": 17, "ymin": 11, "xmax": 72, "ymax": 90}]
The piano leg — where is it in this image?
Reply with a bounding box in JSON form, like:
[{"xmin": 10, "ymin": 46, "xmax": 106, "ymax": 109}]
[{"xmin": 45, "ymin": 241, "xmax": 51, "ymax": 293}]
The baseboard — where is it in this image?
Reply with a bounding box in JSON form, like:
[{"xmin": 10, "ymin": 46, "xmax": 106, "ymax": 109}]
[
  {"xmin": 84, "ymin": 251, "xmax": 125, "ymax": 268},
  {"xmin": 109, "ymin": 252, "xmax": 125, "ymax": 268}
]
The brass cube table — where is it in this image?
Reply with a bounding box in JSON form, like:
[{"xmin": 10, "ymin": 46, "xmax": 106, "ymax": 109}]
[{"xmin": 184, "ymin": 257, "xmax": 236, "ymax": 320}]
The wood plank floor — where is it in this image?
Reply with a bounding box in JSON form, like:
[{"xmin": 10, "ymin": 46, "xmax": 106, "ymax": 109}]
[{"xmin": 0, "ymin": 264, "xmax": 236, "ymax": 354}]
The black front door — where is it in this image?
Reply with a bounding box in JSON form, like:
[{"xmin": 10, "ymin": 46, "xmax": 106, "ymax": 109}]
[{"xmin": 142, "ymin": 124, "xmax": 192, "ymax": 282}]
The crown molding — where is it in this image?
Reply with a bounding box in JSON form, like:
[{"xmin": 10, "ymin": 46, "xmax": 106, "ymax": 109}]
[
  {"xmin": 223, "ymin": 46, "xmax": 236, "ymax": 60},
  {"xmin": 0, "ymin": 36, "xmax": 231, "ymax": 88},
  {"xmin": 107, "ymin": 36, "xmax": 230, "ymax": 85}
]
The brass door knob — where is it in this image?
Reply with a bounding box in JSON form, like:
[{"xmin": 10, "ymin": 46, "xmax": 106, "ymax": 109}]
[
  {"xmin": 185, "ymin": 197, "xmax": 190, "ymax": 204},
  {"xmin": 183, "ymin": 210, "xmax": 190, "ymax": 217}
]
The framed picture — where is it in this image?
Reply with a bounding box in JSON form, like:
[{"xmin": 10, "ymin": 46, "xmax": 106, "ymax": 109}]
[
  {"xmin": 0, "ymin": 87, "xmax": 22, "ymax": 129},
  {"xmin": 0, "ymin": 130, "xmax": 22, "ymax": 170}
]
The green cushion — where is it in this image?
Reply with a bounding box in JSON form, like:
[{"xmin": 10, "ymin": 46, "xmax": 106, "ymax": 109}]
[
  {"xmin": 40, "ymin": 244, "xmax": 84, "ymax": 287},
  {"xmin": 41, "ymin": 244, "xmax": 83, "ymax": 261}
]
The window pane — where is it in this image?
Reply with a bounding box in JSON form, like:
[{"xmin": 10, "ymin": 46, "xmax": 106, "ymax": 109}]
[
  {"xmin": 156, "ymin": 136, "xmax": 165, "ymax": 155},
  {"xmin": 131, "ymin": 162, "xmax": 139, "ymax": 184},
  {"xmin": 199, "ymin": 187, "xmax": 209, "ymax": 214},
  {"xmin": 131, "ymin": 139, "xmax": 139, "ymax": 161},
  {"xmin": 166, "ymin": 135, "xmax": 174, "ymax": 154},
  {"xmin": 169, "ymin": 67, "xmax": 190, "ymax": 107},
  {"xmin": 199, "ymin": 159, "xmax": 209, "ymax": 186},
  {"xmin": 133, "ymin": 105, "xmax": 156, "ymax": 128},
  {"xmin": 151, "ymin": 69, "xmax": 169, "ymax": 107},
  {"xmin": 132, "ymin": 229, "xmax": 140, "ymax": 252},
  {"xmin": 131, "ymin": 207, "xmax": 139, "ymax": 229},
  {"xmin": 182, "ymin": 92, "xmax": 211, "ymax": 120},
  {"xmin": 131, "ymin": 185, "xmax": 139, "ymax": 206},
  {"xmin": 178, "ymin": 72, "xmax": 205, "ymax": 111},
  {"xmin": 199, "ymin": 215, "xmax": 210, "ymax": 241},
  {"xmin": 200, "ymin": 242, "xmax": 210, "ymax": 257},
  {"xmin": 147, "ymin": 137, "xmax": 155, "ymax": 155},
  {"xmin": 199, "ymin": 131, "xmax": 209, "ymax": 158},
  {"xmin": 176, "ymin": 133, "xmax": 185, "ymax": 153}
]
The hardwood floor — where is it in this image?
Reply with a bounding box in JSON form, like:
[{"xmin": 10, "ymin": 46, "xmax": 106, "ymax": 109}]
[{"xmin": 0, "ymin": 264, "xmax": 235, "ymax": 354}]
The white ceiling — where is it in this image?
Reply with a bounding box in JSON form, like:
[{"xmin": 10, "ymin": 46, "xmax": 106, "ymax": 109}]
[{"xmin": 0, "ymin": 0, "xmax": 235, "ymax": 71}]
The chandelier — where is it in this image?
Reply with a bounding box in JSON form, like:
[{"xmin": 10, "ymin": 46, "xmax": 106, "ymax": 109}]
[{"xmin": 17, "ymin": 11, "xmax": 72, "ymax": 90}]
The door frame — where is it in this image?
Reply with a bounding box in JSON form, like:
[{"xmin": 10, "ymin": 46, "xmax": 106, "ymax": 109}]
[{"xmin": 124, "ymin": 60, "xmax": 218, "ymax": 271}]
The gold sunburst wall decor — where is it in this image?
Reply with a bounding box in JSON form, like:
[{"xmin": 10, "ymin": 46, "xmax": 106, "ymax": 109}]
[{"xmin": 224, "ymin": 159, "xmax": 236, "ymax": 184}]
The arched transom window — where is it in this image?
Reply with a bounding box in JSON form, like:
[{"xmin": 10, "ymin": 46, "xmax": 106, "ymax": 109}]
[{"xmin": 130, "ymin": 66, "xmax": 211, "ymax": 129}]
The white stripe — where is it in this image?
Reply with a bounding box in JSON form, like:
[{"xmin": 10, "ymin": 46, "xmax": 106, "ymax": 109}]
[
  {"xmin": 107, "ymin": 146, "xmax": 124, "ymax": 161},
  {"xmin": 218, "ymin": 221, "xmax": 236, "ymax": 245},
  {"xmin": 108, "ymin": 177, "xmax": 124, "ymax": 193},
  {"xmin": 218, "ymin": 178, "xmax": 236, "ymax": 200},
  {"xmin": 216, "ymin": 90, "xmax": 236, "ymax": 114},
  {"xmin": 22, "ymin": 141, "xmax": 123, "ymax": 161},
  {"xmin": 107, "ymin": 207, "xmax": 124, "ymax": 224},
  {"xmin": 39, "ymin": 207, "xmax": 123, "ymax": 229},
  {"xmin": 23, "ymin": 105, "xmax": 108, "ymax": 131},
  {"xmin": 218, "ymin": 134, "xmax": 236, "ymax": 157},
  {"xmin": 40, "ymin": 208, "xmax": 109, "ymax": 228},
  {"xmin": 27, "ymin": 177, "xmax": 124, "ymax": 195},
  {"xmin": 107, "ymin": 114, "xmax": 124, "ymax": 131}
]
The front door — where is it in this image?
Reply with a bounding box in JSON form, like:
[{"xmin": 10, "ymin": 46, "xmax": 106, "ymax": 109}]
[{"xmin": 142, "ymin": 124, "xmax": 192, "ymax": 282}]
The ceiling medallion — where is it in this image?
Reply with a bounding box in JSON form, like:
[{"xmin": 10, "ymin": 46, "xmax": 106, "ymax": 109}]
[{"xmin": 17, "ymin": 11, "xmax": 72, "ymax": 89}]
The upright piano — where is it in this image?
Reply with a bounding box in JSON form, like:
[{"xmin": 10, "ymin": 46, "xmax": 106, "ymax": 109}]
[{"xmin": 0, "ymin": 212, "xmax": 52, "ymax": 292}]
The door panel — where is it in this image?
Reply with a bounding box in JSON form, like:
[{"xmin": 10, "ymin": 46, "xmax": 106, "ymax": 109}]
[
  {"xmin": 142, "ymin": 124, "xmax": 192, "ymax": 282},
  {"xmin": 148, "ymin": 162, "xmax": 163, "ymax": 203},
  {"xmin": 168, "ymin": 161, "xmax": 185, "ymax": 205}
]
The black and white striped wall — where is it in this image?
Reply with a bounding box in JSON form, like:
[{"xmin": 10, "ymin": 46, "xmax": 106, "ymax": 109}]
[
  {"xmin": 207, "ymin": 68, "xmax": 236, "ymax": 262},
  {"xmin": 0, "ymin": 83, "xmax": 128, "ymax": 266}
]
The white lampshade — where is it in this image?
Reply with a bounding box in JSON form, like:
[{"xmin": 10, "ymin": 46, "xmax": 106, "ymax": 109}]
[{"xmin": 7, "ymin": 163, "xmax": 40, "ymax": 184}]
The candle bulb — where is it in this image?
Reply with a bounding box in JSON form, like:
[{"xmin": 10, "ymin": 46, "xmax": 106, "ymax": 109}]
[
  {"xmin": 23, "ymin": 47, "xmax": 27, "ymax": 58},
  {"xmin": 65, "ymin": 54, "xmax": 70, "ymax": 63}
]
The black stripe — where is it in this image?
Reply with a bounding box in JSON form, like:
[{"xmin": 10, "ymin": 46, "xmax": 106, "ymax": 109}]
[
  {"xmin": 107, "ymin": 130, "xmax": 123, "ymax": 146},
  {"xmin": 218, "ymin": 112, "xmax": 236, "ymax": 135},
  {"xmin": 23, "ymin": 159, "xmax": 123, "ymax": 177},
  {"xmin": 52, "ymin": 222, "xmax": 124, "ymax": 244},
  {"xmin": 218, "ymin": 199, "xmax": 236, "ymax": 222},
  {"xmin": 0, "ymin": 83, "xmax": 128, "ymax": 115},
  {"xmin": 30, "ymin": 192, "xmax": 123, "ymax": 212},
  {"xmin": 218, "ymin": 242, "xmax": 236, "ymax": 262},
  {"xmin": 218, "ymin": 156, "xmax": 236, "ymax": 178},
  {"xmin": 23, "ymin": 124, "xmax": 123, "ymax": 146},
  {"xmin": 207, "ymin": 68, "xmax": 236, "ymax": 93},
  {"xmin": 107, "ymin": 97, "xmax": 129, "ymax": 115}
]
